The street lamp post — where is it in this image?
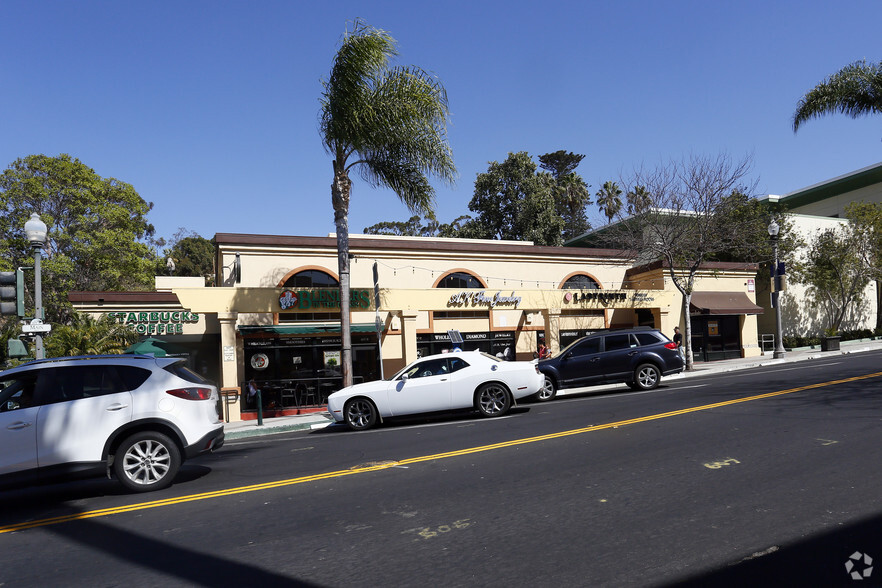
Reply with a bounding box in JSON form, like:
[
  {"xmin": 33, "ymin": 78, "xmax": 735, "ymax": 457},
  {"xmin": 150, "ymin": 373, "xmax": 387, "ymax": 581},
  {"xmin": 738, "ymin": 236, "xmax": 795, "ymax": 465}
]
[
  {"xmin": 24, "ymin": 213, "xmax": 48, "ymax": 359},
  {"xmin": 768, "ymin": 220, "xmax": 786, "ymax": 359}
]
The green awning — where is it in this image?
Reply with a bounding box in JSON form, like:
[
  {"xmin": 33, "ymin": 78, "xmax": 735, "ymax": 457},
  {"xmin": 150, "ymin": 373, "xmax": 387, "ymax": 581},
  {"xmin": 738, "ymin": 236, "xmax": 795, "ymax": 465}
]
[
  {"xmin": 124, "ymin": 337, "xmax": 189, "ymax": 357},
  {"xmin": 238, "ymin": 323, "xmax": 377, "ymax": 335}
]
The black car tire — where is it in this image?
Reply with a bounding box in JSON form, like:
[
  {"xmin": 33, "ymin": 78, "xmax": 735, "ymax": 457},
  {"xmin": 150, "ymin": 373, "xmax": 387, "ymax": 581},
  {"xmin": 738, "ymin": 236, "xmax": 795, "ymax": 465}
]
[
  {"xmin": 632, "ymin": 363, "xmax": 661, "ymax": 391},
  {"xmin": 113, "ymin": 431, "xmax": 181, "ymax": 493},
  {"xmin": 475, "ymin": 383, "xmax": 511, "ymax": 417},
  {"xmin": 344, "ymin": 397, "xmax": 379, "ymax": 431},
  {"xmin": 534, "ymin": 376, "xmax": 557, "ymax": 402}
]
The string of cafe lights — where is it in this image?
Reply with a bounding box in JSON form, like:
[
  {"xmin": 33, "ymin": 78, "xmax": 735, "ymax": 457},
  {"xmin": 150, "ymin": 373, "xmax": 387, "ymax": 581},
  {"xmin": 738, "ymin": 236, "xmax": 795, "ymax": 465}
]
[{"xmin": 356, "ymin": 259, "xmax": 665, "ymax": 290}]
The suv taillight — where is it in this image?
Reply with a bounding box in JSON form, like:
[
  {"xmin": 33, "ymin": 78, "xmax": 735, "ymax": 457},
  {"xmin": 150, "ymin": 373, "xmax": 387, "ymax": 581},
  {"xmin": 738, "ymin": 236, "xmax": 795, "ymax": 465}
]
[
  {"xmin": 167, "ymin": 387, "xmax": 213, "ymax": 400},
  {"xmin": 664, "ymin": 342, "xmax": 678, "ymax": 350}
]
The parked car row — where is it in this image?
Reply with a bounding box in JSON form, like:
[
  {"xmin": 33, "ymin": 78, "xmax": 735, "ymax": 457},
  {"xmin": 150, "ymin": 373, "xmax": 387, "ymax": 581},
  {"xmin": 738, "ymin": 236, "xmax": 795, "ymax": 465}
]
[
  {"xmin": 0, "ymin": 328, "xmax": 682, "ymax": 494},
  {"xmin": 328, "ymin": 327, "xmax": 685, "ymax": 431}
]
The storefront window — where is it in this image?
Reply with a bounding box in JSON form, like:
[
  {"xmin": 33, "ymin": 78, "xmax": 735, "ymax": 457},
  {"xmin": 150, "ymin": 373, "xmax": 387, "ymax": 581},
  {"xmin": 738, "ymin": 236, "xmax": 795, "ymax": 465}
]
[
  {"xmin": 690, "ymin": 315, "xmax": 741, "ymax": 362},
  {"xmin": 242, "ymin": 334, "xmax": 378, "ymax": 414},
  {"xmin": 417, "ymin": 331, "xmax": 514, "ymax": 358},
  {"xmin": 562, "ymin": 274, "xmax": 601, "ymax": 289}
]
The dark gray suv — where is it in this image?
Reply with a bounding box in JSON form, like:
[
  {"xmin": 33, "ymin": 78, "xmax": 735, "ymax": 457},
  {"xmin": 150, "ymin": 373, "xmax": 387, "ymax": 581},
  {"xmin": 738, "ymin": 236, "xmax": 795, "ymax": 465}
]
[{"xmin": 535, "ymin": 327, "xmax": 684, "ymax": 401}]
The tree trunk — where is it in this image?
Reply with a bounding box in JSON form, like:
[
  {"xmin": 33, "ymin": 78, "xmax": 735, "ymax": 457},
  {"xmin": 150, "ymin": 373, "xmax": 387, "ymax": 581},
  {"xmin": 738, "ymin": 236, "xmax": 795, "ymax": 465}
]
[
  {"xmin": 332, "ymin": 164, "xmax": 353, "ymax": 388},
  {"xmin": 876, "ymin": 279, "xmax": 882, "ymax": 332},
  {"xmin": 682, "ymin": 292, "xmax": 694, "ymax": 371}
]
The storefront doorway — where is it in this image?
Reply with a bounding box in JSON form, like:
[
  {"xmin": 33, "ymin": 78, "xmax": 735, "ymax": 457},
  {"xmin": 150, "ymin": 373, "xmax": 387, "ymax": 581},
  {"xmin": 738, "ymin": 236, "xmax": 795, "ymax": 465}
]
[{"xmin": 689, "ymin": 315, "xmax": 742, "ymax": 362}]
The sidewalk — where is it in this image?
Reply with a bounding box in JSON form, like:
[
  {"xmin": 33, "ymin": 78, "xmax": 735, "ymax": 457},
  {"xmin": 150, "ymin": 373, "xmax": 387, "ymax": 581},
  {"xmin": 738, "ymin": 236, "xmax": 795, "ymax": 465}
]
[{"xmin": 222, "ymin": 338, "xmax": 882, "ymax": 440}]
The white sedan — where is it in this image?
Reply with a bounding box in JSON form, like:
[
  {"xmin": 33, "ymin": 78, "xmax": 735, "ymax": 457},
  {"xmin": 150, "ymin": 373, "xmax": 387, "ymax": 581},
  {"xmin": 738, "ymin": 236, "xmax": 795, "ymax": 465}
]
[{"xmin": 327, "ymin": 351, "xmax": 545, "ymax": 430}]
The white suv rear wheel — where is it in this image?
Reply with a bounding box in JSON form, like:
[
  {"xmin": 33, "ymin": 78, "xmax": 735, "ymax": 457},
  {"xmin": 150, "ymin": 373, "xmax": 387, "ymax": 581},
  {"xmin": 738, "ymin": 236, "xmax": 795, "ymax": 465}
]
[{"xmin": 114, "ymin": 431, "xmax": 181, "ymax": 492}]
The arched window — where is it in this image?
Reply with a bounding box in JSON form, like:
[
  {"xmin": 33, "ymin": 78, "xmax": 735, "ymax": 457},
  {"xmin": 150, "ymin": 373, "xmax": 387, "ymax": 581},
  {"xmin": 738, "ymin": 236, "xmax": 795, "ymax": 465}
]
[
  {"xmin": 279, "ymin": 270, "xmax": 340, "ymax": 322},
  {"xmin": 562, "ymin": 274, "xmax": 601, "ymax": 289},
  {"xmin": 284, "ymin": 270, "xmax": 338, "ymax": 289},
  {"xmin": 561, "ymin": 273, "xmax": 604, "ymax": 323},
  {"xmin": 435, "ymin": 271, "xmax": 488, "ymax": 319},
  {"xmin": 437, "ymin": 272, "xmax": 484, "ymax": 289}
]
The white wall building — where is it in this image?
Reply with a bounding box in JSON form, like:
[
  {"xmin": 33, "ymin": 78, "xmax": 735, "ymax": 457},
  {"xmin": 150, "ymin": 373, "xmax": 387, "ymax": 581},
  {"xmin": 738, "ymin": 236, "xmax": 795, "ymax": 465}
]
[{"xmin": 758, "ymin": 162, "xmax": 882, "ymax": 339}]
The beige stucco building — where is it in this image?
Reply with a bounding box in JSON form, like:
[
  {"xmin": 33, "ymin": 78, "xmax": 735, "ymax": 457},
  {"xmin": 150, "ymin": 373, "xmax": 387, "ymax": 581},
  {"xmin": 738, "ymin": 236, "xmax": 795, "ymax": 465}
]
[{"xmin": 71, "ymin": 233, "xmax": 763, "ymax": 422}]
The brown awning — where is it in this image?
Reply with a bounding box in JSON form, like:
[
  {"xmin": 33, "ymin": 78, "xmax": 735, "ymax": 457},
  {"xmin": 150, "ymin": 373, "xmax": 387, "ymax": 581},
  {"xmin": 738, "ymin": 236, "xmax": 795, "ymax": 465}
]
[{"xmin": 690, "ymin": 291, "xmax": 764, "ymax": 315}]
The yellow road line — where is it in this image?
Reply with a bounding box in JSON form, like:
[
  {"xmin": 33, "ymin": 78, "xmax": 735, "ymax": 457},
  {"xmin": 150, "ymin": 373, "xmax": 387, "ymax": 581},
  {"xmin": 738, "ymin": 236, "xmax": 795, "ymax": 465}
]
[{"xmin": 3, "ymin": 370, "xmax": 880, "ymax": 535}]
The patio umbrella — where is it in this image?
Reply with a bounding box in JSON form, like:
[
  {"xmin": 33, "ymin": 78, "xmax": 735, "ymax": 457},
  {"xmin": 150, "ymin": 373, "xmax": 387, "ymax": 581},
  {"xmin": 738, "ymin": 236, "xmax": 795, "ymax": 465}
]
[{"xmin": 124, "ymin": 337, "xmax": 188, "ymax": 357}]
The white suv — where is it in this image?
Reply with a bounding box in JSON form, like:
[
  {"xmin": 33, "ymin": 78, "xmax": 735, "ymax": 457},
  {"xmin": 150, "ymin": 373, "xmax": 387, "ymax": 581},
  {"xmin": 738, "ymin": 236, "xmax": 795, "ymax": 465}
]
[{"xmin": 0, "ymin": 355, "xmax": 224, "ymax": 492}]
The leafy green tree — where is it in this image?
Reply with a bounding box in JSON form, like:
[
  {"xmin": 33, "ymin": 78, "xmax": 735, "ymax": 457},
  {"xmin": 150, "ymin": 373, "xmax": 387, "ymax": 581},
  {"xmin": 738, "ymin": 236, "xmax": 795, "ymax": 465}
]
[
  {"xmin": 0, "ymin": 154, "xmax": 159, "ymax": 324},
  {"xmin": 791, "ymin": 225, "xmax": 871, "ymax": 334},
  {"xmin": 162, "ymin": 230, "xmax": 216, "ymax": 286},
  {"xmin": 364, "ymin": 215, "xmax": 439, "ymax": 236},
  {"xmin": 845, "ymin": 201, "xmax": 882, "ymax": 329},
  {"xmin": 793, "ymin": 60, "xmax": 882, "ymax": 132},
  {"xmin": 466, "ymin": 152, "xmax": 564, "ymax": 245},
  {"xmin": 319, "ymin": 19, "xmax": 456, "ymax": 386},
  {"xmin": 705, "ymin": 191, "xmax": 799, "ymax": 263},
  {"xmin": 44, "ymin": 311, "xmax": 139, "ymax": 357},
  {"xmin": 596, "ymin": 180, "xmax": 623, "ymax": 223},
  {"xmin": 538, "ymin": 150, "xmax": 592, "ymax": 241}
]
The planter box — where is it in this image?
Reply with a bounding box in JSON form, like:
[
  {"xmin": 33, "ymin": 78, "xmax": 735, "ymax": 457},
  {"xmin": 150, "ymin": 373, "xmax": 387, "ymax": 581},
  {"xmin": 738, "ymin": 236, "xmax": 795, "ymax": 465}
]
[{"xmin": 821, "ymin": 336, "xmax": 841, "ymax": 351}]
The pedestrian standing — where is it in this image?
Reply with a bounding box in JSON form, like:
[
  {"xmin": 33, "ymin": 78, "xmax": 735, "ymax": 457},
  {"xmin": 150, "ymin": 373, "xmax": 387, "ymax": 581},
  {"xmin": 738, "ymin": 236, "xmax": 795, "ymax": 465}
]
[
  {"xmin": 673, "ymin": 326, "xmax": 684, "ymax": 358},
  {"xmin": 537, "ymin": 338, "xmax": 550, "ymax": 359}
]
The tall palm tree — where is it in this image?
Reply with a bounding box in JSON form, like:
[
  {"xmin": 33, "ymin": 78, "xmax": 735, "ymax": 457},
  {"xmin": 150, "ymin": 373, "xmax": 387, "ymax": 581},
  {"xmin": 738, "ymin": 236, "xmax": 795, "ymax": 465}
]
[
  {"xmin": 793, "ymin": 60, "xmax": 882, "ymax": 132},
  {"xmin": 626, "ymin": 185, "xmax": 652, "ymax": 215},
  {"xmin": 319, "ymin": 20, "xmax": 456, "ymax": 387},
  {"xmin": 596, "ymin": 180, "xmax": 623, "ymax": 224}
]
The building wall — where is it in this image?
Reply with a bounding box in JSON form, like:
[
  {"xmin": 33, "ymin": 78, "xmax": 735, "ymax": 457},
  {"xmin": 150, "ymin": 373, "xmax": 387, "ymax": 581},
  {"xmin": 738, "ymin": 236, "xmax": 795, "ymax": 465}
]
[{"xmin": 784, "ymin": 183, "xmax": 882, "ymax": 218}]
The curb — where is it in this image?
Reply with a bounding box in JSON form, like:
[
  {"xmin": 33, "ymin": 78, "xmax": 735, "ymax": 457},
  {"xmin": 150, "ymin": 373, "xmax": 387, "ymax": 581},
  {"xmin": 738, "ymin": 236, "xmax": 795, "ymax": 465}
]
[{"xmin": 225, "ymin": 417, "xmax": 333, "ymax": 440}]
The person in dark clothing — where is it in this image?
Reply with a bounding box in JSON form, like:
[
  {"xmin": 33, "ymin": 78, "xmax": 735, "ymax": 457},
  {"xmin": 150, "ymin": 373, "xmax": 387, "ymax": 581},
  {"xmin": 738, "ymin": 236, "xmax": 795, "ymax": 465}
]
[{"xmin": 673, "ymin": 326, "xmax": 683, "ymax": 358}]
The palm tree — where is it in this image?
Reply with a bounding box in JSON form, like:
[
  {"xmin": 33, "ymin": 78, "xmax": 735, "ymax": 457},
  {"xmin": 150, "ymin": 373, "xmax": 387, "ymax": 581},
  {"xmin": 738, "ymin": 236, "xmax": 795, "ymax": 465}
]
[
  {"xmin": 626, "ymin": 185, "xmax": 652, "ymax": 215},
  {"xmin": 596, "ymin": 180, "xmax": 623, "ymax": 224},
  {"xmin": 319, "ymin": 20, "xmax": 456, "ymax": 387},
  {"xmin": 44, "ymin": 312, "xmax": 138, "ymax": 357},
  {"xmin": 793, "ymin": 60, "xmax": 882, "ymax": 132}
]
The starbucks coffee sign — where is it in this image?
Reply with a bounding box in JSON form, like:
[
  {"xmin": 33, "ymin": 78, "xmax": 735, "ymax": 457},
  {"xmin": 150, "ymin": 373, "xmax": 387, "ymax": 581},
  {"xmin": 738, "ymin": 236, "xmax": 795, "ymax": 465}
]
[{"xmin": 107, "ymin": 311, "xmax": 200, "ymax": 335}]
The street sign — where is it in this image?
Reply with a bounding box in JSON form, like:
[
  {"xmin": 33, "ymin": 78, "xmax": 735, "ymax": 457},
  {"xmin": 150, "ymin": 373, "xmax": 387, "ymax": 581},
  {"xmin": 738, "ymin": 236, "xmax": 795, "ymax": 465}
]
[{"xmin": 22, "ymin": 319, "xmax": 51, "ymax": 334}]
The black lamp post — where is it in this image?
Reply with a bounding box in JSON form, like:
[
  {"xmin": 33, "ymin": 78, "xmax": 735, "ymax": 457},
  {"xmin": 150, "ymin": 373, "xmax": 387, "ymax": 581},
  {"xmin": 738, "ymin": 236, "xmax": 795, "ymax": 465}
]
[{"xmin": 768, "ymin": 220, "xmax": 786, "ymax": 359}]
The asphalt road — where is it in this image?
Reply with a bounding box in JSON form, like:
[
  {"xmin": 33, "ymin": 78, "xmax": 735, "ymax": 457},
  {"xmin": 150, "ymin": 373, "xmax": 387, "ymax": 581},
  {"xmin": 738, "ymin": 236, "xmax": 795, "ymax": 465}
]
[{"xmin": 2, "ymin": 351, "xmax": 882, "ymax": 587}]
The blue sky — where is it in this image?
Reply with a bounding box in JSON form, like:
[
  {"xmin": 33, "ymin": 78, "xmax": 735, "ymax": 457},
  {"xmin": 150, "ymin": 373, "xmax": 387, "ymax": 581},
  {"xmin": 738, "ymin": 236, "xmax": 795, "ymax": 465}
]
[{"xmin": 3, "ymin": 1, "xmax": 882, "ymax": 246}]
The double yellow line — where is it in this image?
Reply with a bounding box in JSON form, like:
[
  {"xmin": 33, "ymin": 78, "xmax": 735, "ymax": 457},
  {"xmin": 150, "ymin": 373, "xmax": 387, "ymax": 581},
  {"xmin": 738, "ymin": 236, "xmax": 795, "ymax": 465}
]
[{"xmin": 3, "ymin": 370, "xmax": 880, "ymax": 535}]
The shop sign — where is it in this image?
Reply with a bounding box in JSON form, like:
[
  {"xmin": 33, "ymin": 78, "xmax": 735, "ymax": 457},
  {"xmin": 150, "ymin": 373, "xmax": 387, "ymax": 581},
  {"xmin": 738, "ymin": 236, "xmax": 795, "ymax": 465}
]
[
  {"xmin": 250, "ymin": 353, "xmax": 269, "ymax": 370},
  {"xmin": 631, "ymin": 292, "xmax": 656, "ymax": 303},
  {"xmin": 447, "ymin": 291, "xmax": 522, "ymax": 309},
  {"xmin": 563, "ymin": 291, "xmax": 627, "ymax": 305},
  {"xmin": 279, "ymin": 288, "xmax": 371, "ymax": 311},
  {"xmin": 107, "ymin": 311, "xmax": 199, "ymax": 335}
]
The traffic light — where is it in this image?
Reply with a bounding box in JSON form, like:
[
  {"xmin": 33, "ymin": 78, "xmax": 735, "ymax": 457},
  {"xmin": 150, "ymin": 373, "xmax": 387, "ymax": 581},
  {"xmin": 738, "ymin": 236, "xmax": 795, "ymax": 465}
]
[{"xmin": 0, "ymin": 269, "xmax": 25, "ymax": 317}]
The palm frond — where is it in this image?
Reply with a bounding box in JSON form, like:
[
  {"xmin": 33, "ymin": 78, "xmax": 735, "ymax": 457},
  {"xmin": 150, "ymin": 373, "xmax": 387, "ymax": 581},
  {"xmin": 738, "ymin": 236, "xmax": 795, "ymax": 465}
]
[{"xmin": 793, "ymin": 60, "xmax": 882, "ymax": 131}]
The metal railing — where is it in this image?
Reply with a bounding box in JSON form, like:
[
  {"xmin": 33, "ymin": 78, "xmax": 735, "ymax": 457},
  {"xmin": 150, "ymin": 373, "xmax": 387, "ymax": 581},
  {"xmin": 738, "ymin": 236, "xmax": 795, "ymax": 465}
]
[{"xmin": 240, "ymin": 376, "xmax": 363, "ymax": 412}]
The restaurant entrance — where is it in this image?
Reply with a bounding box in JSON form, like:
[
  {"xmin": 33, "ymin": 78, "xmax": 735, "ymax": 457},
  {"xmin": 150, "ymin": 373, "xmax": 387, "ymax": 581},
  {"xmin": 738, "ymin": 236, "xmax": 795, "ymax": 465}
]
[{"xmin": 241, "ymin": 332, "xmax": 378, "ymax": 418}]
